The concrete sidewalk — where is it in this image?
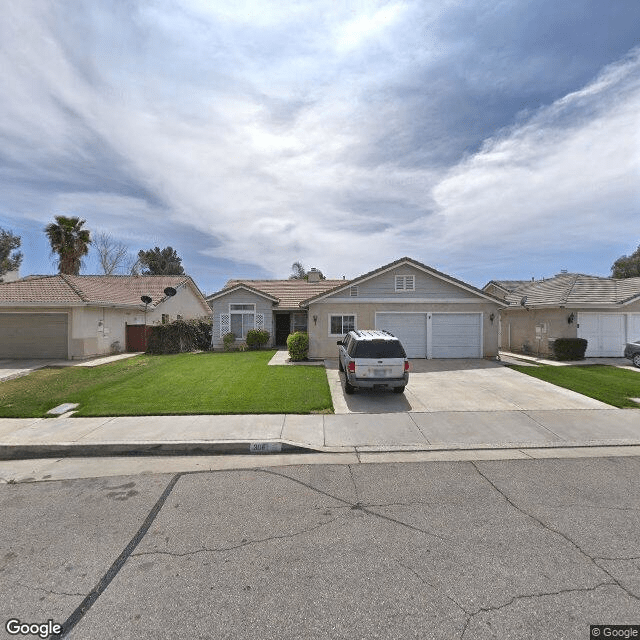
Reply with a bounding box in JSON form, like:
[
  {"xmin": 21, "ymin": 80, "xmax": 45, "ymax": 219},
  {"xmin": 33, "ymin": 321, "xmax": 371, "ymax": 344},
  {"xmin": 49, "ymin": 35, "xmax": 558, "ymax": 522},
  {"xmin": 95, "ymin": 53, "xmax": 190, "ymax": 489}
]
[{"xmin": 1, "ymin": 408, "xmax": 639, "ymax": 461}]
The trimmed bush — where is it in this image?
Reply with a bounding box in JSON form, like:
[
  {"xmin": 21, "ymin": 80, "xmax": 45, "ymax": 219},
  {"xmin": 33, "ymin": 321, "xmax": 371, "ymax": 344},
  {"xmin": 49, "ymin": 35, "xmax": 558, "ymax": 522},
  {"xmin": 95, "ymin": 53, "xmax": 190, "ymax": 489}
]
[
  {"xmin": 147, "ymin": 318, "xmax": 212, "ymax": 355},
  {"xmin": 222, "ymin": 332, "xmax": 236, "ymax": 352},
  {"xmin": 246, "ymin": 329, "xmax": 270, "ymax": 350},
  {"xmin": 287, "ymin": 331, "xmax": 309, "ymax": 361},
  {"xmin": 552, "ymin": 338, "xmax": 588, "ymax": 361}
]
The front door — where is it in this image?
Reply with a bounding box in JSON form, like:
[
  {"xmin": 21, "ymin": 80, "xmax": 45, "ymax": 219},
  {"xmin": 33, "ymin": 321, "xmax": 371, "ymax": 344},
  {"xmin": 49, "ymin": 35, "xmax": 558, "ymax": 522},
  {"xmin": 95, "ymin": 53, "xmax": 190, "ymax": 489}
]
[{"xmin": 275, "ymin": 314, "xmax": 291, "ymax": 346}]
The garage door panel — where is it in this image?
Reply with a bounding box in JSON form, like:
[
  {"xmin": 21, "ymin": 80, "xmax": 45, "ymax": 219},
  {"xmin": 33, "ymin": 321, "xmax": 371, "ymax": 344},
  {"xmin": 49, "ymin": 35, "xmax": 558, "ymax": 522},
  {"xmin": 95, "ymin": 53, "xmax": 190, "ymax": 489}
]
[
  {"xmin": 432, "ymin": 314, "xmax": 482, "ymax": 358},
  {"xmin": 376, "ymin": 313, "xmax": 426, "ymax": 358},
  {"xmin": 629, "ymin": 315, "xmax": 640, "ymax": 343},
  {"xmin": 0, "ymin": 313, "xmax": 68, "ymax": 358},
  {"xmin": 578, "ymin": 313, "xmax": 624, "ymax": 357}
]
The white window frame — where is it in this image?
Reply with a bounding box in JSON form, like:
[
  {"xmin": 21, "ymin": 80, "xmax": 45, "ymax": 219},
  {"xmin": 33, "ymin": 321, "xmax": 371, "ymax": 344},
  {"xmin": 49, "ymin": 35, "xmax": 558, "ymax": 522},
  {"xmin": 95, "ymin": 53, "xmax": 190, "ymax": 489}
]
[
  {"xmin": 229, "ymin": 303, "xmax": 256, "ymax": 339},
  {"xmin": 395, "ymin": 275, "xmax": 415, "ymax": 292},
  {"xmin": 328, "ymin": 314, "xmax": 357, "ymax": 337}
]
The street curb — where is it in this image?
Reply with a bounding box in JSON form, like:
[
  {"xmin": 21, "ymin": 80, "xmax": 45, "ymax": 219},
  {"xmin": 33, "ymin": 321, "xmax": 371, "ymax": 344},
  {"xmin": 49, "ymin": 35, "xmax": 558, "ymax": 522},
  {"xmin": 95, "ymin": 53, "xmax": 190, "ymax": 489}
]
[{"xmin": 2, "ymin": 438, "xmax": 640, "ymax": 461}]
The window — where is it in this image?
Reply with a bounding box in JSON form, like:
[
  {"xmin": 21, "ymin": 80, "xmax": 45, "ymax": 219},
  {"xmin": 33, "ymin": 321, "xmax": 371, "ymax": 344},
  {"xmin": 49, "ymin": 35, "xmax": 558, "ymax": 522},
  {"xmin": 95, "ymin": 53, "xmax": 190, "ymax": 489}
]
[
  {"xmin": 161, "ymin": 314, "xmax": 170, "ymax": 324},
  {"xmin": 395, "ymin": 275, "xmax": 415, "ymax": 291},
  {"xmin": 292, "ymin": 312, "xmax": 307, "ymax": 333},
  {"xmin": 230, "ymin": 303, "xmax": 255, "ymax": 339},
  {"xmin": 329, "ymin": 314, "xmax": 356, "ymax": 336}
]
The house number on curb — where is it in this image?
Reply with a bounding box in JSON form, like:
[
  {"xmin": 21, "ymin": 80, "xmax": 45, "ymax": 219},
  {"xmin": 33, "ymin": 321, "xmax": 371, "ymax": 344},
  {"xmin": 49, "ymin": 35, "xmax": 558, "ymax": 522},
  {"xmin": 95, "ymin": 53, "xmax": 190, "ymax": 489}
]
[{"xmin": 249, "ymin": 442, "xmax": 282, "ymax": 453}]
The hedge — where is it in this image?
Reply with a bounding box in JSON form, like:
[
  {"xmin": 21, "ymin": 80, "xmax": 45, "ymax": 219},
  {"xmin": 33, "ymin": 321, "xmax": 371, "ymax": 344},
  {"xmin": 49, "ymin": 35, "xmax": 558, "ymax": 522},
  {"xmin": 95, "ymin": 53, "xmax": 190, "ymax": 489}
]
[
  {"xmin": 552, "ymin": 338, "xmax": 588, "ymax": 361},
  {"xmin": 146, "ymin": 318, "xmax": 212, "ymax": 354},
  {"xmin": 287, "ymin": 331, "xmax": 309, "ymax": 361}
]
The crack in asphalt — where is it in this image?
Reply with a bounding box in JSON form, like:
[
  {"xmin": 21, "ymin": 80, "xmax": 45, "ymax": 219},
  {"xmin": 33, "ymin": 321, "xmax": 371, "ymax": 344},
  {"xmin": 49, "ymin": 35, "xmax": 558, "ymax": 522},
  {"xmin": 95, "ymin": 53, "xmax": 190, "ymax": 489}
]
[
  {"xmin": 16, "ymin": 581, "xmax": 85, "ymax": 598},
  {"xmin": 470, "ymin": 461, "xmax": 640, "ymax": 603},
  {"xmin": 131, "ymin": 516, "xmax": 343, "ymax": 559},
  {"xmin": 347, "ymin": 464, "xmax": 360, "ymax": 504},
  {"xmin": 258, "ymin": 467, "xmax": 449, "ymax": 541},
  {"xmin": 460, "ymin": 582, "xmax": 617, "ymax": 639}
]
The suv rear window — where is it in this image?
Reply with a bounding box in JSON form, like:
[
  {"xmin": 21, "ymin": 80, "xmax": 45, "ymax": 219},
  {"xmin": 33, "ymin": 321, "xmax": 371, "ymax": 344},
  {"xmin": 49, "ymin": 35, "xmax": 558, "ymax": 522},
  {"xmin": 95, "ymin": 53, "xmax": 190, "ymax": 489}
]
[{"xmin": 353, "ymin": 340, "xmax": 406, "ymax": 358}]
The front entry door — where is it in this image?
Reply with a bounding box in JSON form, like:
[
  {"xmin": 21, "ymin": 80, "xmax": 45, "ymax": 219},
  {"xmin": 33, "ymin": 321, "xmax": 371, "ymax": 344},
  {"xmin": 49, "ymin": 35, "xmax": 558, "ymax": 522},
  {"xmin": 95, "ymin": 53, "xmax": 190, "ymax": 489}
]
[{"xmin": 275, "ymin": 314, "xmax": 291, "ymax": 346}]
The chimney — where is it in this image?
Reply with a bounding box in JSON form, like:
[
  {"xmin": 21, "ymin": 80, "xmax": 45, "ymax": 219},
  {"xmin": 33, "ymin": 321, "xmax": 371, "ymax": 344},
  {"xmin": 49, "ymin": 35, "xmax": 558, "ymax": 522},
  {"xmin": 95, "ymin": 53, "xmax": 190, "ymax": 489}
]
[{"xmin": 307, "ymin": 268, "xmax": 321, "ymax": 283}]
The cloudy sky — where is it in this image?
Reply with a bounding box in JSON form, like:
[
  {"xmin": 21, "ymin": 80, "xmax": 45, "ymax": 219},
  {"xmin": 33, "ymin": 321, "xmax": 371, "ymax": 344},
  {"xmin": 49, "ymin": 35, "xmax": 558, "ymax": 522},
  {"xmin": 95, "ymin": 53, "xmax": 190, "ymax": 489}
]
[{"xmin": 1, "ymin": 0, "xmax": 639, "ymax": 294}]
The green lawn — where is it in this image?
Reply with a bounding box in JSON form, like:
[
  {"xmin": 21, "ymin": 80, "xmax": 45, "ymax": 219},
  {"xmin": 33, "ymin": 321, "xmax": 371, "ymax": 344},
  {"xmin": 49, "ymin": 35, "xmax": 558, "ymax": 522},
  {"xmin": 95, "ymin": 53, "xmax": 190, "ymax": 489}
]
[
  {"xmin": 510, "ymin": 364, "xmax": 640, "ymax": 408},
  {"xmin": 0, "ymin": 351, "xmax": 333, "ymax": 417}
]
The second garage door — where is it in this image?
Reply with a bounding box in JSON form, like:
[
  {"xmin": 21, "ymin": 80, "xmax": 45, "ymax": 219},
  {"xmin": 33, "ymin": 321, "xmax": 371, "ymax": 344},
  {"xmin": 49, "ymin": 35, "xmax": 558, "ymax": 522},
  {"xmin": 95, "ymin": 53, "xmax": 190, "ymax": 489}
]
[
  {"xmin": 375, "ymin": 312, "xmax": 482, "ymax": 358},
  {"xmin": 577, "ymin": 313, "xmax": 625, "ymax": 357},
  {"xmin": 0, "ymin": 313, "xmax": 68, "ymax": 359}
]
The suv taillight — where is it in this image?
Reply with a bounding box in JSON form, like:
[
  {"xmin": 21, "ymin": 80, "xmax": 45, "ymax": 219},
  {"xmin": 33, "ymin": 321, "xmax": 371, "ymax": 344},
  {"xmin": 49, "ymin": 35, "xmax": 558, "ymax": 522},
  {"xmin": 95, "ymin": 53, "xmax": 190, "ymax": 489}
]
[
  {"xmin": 348, "ymin": 362, "xmax": 356, "ymax": 373},
  {"xmin": 404, "ymin": 361, "xmax": 410, "ymax": 371}
]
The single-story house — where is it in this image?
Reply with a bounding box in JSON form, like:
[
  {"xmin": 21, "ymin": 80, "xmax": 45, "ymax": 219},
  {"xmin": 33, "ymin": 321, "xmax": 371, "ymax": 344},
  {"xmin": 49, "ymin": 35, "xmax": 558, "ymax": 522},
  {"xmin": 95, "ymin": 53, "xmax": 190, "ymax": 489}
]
[
  {"xmin": 208, "ymin": 257, "xmax": 504, "ymax": 359},
  {"xmin": 483, "ymin": 273, "xmax": 640, "ymax": 357},
  {"xmin": 0, "ymin": 274, "xmax": 211, "ymax": 359}
]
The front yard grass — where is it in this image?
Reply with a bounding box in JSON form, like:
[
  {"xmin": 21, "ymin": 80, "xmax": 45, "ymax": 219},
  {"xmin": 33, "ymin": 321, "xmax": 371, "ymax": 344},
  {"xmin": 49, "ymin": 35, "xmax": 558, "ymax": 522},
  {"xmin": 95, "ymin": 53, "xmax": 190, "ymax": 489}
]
[
  {"xmin": 0, "ymin": 351, "xmax": 333, "ymax": 417},
  {"xmin": 510, "ymin": 364, "xmax": 640, "ymax": 408}
]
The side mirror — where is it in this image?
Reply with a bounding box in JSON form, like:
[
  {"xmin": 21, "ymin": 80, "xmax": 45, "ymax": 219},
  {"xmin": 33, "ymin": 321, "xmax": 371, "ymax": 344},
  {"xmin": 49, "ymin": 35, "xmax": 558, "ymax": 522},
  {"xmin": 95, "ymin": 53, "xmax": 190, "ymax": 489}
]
[{"xmin": 336, "ymin": 340, "xmax": 343, "ymax": 345}]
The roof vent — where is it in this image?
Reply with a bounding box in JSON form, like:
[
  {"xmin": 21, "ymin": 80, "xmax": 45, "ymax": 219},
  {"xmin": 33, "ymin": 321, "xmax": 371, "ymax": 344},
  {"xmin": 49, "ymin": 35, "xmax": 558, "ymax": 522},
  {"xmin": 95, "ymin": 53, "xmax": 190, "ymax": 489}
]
[{"xmin": 520, "ymin": 296, "xmax": 527, "ymax": 307}]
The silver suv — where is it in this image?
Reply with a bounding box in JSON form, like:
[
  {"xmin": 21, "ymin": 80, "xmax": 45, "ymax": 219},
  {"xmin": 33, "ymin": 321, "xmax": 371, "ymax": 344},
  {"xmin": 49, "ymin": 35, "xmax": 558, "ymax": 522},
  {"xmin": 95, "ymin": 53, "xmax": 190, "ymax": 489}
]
[{"xmin": 337, "ymin": 330, "xmax": 409, "ymax": 394}]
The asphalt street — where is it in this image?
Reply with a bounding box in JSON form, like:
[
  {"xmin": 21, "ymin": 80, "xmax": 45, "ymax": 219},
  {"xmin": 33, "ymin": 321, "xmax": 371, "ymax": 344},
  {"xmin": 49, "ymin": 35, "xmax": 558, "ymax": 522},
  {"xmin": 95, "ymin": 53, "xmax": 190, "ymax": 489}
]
[{"xmin": 1, "ymin": 458, "xmax": 639, "ymax": 640}]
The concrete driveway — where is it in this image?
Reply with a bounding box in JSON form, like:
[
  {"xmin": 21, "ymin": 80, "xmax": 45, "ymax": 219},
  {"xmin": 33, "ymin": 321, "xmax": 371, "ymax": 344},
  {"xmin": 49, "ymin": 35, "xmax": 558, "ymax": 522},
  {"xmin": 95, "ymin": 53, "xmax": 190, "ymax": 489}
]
[
  {"xmin": 0, "ymin": 358, "xmax": 62, "ymax": 382},
  {"xmin": 325, "ymin": 358, "xmax": 611, "ymax": 414}
]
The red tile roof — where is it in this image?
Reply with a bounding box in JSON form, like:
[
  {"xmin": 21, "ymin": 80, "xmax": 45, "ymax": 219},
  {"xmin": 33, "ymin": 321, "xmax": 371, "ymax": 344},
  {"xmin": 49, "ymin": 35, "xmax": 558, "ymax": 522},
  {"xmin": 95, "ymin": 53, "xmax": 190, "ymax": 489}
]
[
  {"xmin": 214, "ymin": 279, "xmax": 348, "ymax": 309},
  {"xmin": 0, "ymin": 274, "xmax": 207, "ymax": 309}
]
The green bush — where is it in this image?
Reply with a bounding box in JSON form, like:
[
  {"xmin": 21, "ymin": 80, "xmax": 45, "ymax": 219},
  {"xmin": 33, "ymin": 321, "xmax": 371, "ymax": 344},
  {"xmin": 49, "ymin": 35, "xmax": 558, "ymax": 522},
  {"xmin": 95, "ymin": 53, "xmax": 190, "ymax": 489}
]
[
  {"xmin": 222, "ymin": 332, "xmax": 236, "ymax": 352},
  {"xmin": 246, "ymin": 329, "xmax": 270, "ymax": 349},
  {"xmin": 552, "ymin": 338, "xmax": 588, "ymax": 361},
  {"xmin": 287, "ymin": 331, "xmax": 309, "ymax": 361},
  {"xmin": 147, "ymin": 318, "xmax": 212, "ymax": 354}
]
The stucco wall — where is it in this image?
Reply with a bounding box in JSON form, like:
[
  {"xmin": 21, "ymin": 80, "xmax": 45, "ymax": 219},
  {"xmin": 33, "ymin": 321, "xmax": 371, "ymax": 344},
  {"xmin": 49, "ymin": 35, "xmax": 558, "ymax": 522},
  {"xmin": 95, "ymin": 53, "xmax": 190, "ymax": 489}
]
[
  {"xmin": 501, "ymin": 302, "xmax": 640, "ymax": 355},
  {"xmin": 308, "ymin": 301, "xmax": 501, "ymax": 359}
]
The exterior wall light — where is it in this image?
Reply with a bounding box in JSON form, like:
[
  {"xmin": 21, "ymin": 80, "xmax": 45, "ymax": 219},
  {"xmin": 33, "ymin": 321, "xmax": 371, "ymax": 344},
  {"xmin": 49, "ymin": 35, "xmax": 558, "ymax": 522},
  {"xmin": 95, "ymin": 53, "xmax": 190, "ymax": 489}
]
[
  {"xmin": 313, "ymin": 315, "xmax": 318, "ymax": 325},
  {"xmin": 567, "ymin": 312, "xmax": 575, "ymax": 324},
  {"xmin": 489, "ymin": 313, "xmax": 495, "ymax": 324}
]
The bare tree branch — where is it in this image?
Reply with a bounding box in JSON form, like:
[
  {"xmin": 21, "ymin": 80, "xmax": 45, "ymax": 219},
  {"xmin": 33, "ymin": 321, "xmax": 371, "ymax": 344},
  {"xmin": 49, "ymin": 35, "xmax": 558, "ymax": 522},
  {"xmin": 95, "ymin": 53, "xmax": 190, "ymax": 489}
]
[{"xmin": 94, "ymin": 232, "xmax": 131, "ymax": 275}]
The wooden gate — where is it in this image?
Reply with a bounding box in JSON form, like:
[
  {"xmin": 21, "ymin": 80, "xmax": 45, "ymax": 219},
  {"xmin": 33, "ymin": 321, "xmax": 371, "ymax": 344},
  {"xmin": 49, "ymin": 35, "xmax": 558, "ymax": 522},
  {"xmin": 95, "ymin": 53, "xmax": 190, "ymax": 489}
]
[{"xmin": 126, "ymin": 325, "xmax": 151, "ymax": 352}]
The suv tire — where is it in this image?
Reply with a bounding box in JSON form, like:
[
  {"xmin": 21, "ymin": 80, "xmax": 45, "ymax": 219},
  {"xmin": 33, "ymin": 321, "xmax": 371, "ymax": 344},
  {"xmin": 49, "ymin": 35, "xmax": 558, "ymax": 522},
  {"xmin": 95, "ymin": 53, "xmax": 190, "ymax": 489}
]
[
  {"xmin": 393, "ymin": 386, "xmax": 405, "ymax": 394},
  {"xmin": 344, "ymin": 380, "xmax": 355, "ymax": 394},
  {"xmin": 338, "ymin": 357, "xmax": 344, "ymax": 372},
  {"xmin": 633, "ymin": 353, "xmax": 640, "ymax": 368}
]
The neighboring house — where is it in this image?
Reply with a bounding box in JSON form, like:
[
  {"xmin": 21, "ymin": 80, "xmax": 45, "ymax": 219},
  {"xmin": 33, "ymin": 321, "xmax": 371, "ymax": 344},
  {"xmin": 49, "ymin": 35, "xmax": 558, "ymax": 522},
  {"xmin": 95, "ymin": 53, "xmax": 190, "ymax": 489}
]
[
  {"xmin": 484, "ymin": 273, "xmax": 640, "ymax": 357},
  {"xmin": 208, "ymin": 258, "xmax": 504, "ymax": 359},
  {"xmin": 0, "ymin": 274, "xmax": 211, "ymax": 359}
]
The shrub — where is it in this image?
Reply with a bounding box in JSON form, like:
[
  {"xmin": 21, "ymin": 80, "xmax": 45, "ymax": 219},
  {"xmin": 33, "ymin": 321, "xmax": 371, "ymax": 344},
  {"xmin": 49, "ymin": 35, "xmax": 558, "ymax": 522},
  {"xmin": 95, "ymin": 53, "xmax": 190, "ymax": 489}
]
[
  {"xmin": 552, "ymin": 338, "xmax": 588, "ymax": 361},
  {"xmin": 147, "ymin": 318, "xmax": 212, "ymax": 354},
  {"xmin": 222, "ymin": 332, "xmax": 236, "ymax": 352},
  {"xmin": 246, "ymin": 329, "xmax": 270, "ymax": 350},
  {"xmin": 287, "ymin": 331, "xmax": 309, "ymax": 361}
]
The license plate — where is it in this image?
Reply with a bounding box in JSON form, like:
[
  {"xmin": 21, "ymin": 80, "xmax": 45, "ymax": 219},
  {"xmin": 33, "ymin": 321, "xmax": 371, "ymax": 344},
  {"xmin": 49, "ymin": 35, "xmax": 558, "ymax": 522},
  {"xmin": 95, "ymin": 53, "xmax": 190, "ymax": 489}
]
[{"xmin": 374, "ymin": 369, "xmax": 388, "ymax": 377}]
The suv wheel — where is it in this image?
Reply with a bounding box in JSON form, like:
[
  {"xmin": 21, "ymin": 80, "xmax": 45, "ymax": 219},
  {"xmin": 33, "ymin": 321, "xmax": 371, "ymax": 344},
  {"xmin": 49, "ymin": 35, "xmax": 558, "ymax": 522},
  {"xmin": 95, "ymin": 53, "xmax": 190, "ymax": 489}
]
[
  {"xmin": 393, "ymin": 386, "xmax": 405, "ymax": 394},
  {"xmin": 633, "ymin": 354, "xmax": 640, "ymax": 368},
  {"xmin": 344, "ymin": 380, "xmax": 355, "ymax": 394}
]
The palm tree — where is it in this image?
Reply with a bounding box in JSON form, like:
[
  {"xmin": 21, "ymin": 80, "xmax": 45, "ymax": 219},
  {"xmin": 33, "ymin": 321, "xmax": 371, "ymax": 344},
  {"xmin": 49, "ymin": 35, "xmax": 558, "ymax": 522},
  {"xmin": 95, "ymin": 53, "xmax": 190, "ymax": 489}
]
[{"xmin": 45, "ymin": 216, "xmax": 92, "ymax": 275}]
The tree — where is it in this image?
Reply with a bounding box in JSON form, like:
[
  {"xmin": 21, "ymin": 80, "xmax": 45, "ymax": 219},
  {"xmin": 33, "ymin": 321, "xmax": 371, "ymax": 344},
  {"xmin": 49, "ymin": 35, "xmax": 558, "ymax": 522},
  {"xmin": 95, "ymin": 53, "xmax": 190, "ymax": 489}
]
[
  {"xmin": 137, "ymin": 246, "xmax": 184, "ymax": 275},
  {"xmin": 94, "ymin": 231, "xmax": 130, "ymax": 275},
  {"xmin": 611, "ymin": 245, "xmax": 640, "ymax": 278},
  {"xmin": 0, "ymin": 228, "xmax": 23, "ymax": 282},
  {"xmin": 44, "ymin": 216, "xmax": 92, "ymax": 275},
  {"xmin": 288, "ymin": 261, "xmax": 325, "ymax": 280}
]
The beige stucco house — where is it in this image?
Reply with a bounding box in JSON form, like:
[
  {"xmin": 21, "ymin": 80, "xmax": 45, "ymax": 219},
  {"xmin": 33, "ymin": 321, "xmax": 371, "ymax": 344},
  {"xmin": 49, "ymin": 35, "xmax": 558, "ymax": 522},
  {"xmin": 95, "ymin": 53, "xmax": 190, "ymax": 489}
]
[
  {"xmin": 484, "ymin": 273, "xmax": 640, "ymax": 357},
  {"xmin": 0, "ymin": 274, "xmax": 211, "ymax": 359},
  {"xmin": 208, "ymin": 257, "xmax": 504, "ymax": 359}
]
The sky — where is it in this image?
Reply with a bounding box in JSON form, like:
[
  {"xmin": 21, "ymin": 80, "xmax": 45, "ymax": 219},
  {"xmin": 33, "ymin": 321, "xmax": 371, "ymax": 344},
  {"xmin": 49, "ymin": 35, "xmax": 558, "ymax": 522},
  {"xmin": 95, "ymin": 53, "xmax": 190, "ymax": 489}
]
[{"xmin": 1, "ymin": 0, "xmax": 639, "ymax": 295}]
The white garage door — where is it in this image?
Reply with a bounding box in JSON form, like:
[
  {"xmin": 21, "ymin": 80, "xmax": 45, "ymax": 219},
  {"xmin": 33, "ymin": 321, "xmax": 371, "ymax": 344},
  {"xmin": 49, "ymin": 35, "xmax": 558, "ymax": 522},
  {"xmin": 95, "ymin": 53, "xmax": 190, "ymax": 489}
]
[
  {"xmin": 432, "ymin": 313, "xmax": 482, "ymax": 358},
  {"xmin": 0, "ymin": 313, "xmax": 68, "ymax": 359},
  {"xmin": 376, "ymin": 313, "xmax": 426, "ymax": 358},
  {"xmin": 629, "ymin": 314, "xmax": 640, "ymax": 343},
  {"xmin": 577, "ymin": 313, "xmax": 625, "ymax": 357}
]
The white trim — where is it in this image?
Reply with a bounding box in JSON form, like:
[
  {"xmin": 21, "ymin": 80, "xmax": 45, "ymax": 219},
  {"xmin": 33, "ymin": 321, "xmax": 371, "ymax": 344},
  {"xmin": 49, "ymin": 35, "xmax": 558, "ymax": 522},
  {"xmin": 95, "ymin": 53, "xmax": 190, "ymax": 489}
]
[
  {"xmin": 307, "ymin": 258, "xmax": 503, "ymax": 304},
  {"xmin": 207, "ymin": 284, "xmax": 279, "ymax": 303},
  {"xmin": 328, "ymin": 313, "xmax": 357, "ymax": 337}
]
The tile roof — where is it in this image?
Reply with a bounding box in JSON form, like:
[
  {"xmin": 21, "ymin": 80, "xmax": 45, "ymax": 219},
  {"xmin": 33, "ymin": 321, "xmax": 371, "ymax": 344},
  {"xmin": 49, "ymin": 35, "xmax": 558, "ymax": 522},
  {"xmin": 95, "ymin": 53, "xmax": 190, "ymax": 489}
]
[
  {"xmin": 503, "ymin": 273, "xmax": 640, "ymax": 307},
  {"xmin": 215, "ymin": 279, "xmax": 348, "ymax": 309},
  {"xmin": 0, "ymin": 274, "xmax": 206, "ymax": 308},
  {"xmin": 484, "ymin": 279, "xmax": 533, "ymax": 293}
]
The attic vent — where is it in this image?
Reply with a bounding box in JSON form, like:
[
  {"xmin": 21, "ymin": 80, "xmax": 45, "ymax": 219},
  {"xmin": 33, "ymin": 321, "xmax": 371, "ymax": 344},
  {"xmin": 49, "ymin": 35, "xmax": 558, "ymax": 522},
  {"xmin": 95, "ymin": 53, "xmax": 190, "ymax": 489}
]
[{"xmin": 350, "ymin": 286, "xmax": 359, "ymax": 297}]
